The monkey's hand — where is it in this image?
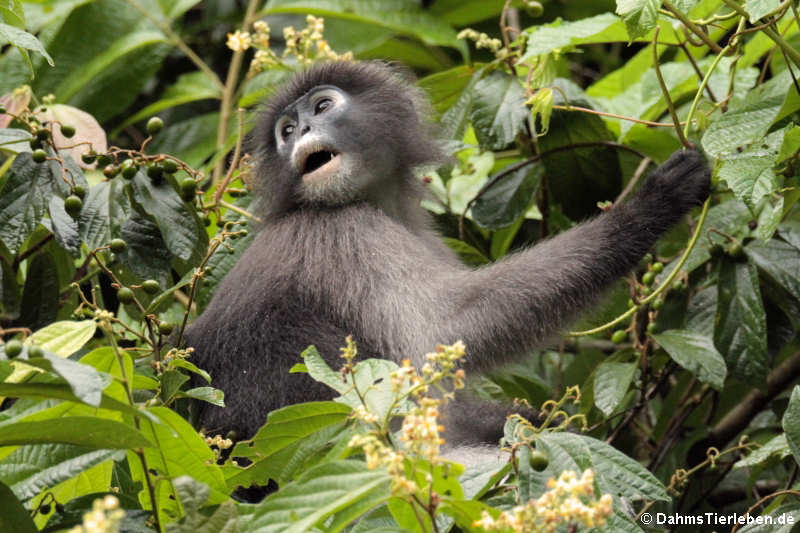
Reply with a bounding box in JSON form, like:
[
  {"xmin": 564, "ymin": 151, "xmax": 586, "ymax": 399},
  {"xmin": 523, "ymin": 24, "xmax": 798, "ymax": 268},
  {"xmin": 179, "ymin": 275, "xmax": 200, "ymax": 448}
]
[{"xmin": 635, "ymin": 149, "xmax": 711, "ymax": 216}]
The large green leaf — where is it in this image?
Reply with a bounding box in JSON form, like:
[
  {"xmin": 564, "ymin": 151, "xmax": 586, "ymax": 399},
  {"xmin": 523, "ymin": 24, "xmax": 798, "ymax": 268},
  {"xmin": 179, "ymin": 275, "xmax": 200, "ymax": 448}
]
[
  {"xmin": 470, "ymin": 70, "xmax": 528, "ymax": 150},
  {"xmin": 537, "ymin": 432, "xmax": 670, "ymax": 502},
  {"xmin": 223, "ymin": 401, "xmax": 352, "ymax": 489},
  {"xmin": 717, "ymin": 126, "xmax": 786, "ymax": 209},
  {"xmin": 714, "ymin": 259, "xmax": 768, "ymax": 385},
  {"xmin": 471, "ymin": 162, "xmax": 542, "ymax": 230},
  {"xmin": 18, "ymin": 251, "xmax": 59, "ymax": 330},
  {"xmin": 28, "ymin": 320, "xmax": 97, "ymax": 357},
  {"xmin": 0, "ymin": 417, "xmax": 153, "ymax": 448},
  {"xmin": 0, "ymin": 481, "xmax": 37, "ymax": 533},
  {"xmin": 652, "ymin": 330, "xmax": 727, "ymax": 389},
  {"xmin": 782, "ymin": 387, "xmax": 800, "ymax": 466},
  {"xmin": 744, "ymin": 0, "xmax": 781, "ymax": 22},
  {"xmin": 241, "ymin": 460, "xmax": 391, "ymax": 533},
  {"xmin": 746, "ymin": 239, "xmax": 800, "ymax": 301},
  {"xmin": 594, "ymin": 361, "xmax": 637, "ymax": 416},
  {"xmin": 702, "ymin": 95, "xmax": 784, "ymax": 157}
]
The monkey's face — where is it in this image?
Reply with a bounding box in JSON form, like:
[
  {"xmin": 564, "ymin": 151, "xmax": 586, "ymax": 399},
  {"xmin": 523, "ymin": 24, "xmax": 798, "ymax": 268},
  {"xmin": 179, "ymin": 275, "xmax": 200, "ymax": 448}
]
[{"xmin": 272, "ymin": 85, "xmax": 394, "ymax": 206}]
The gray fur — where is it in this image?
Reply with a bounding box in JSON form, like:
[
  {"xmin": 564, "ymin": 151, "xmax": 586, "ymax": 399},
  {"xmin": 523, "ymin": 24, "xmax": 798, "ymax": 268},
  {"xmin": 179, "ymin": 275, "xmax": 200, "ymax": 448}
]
[{"xmin": 185, "ymin": 61, "xmax": 710, "ymax": 451}]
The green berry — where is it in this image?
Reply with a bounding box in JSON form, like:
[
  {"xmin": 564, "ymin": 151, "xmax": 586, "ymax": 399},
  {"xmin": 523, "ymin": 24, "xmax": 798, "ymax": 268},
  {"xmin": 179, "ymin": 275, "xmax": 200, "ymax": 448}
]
[
  {"xmin": 652, "ymin": 297, "xmax": 664, "ymax": 310},
  {"xmin": 642, "ymin": 271, "xmax": 655, "ymax": 286},
  {"xmin": 103, "ymin": 165, "xmax": 119, "ymax": 179},
  {"xmin": 146, "ymin": 116, "xmax": 164, "ymax": 135},
  {"xmin": 64, "ymin": 195, "xmax": 82, "ymax": 218},
  {"xmin": 142, "ymin": 279, "xmax": 160, "ymax": 294},
  {"xmin": 97, "ymin": 154, "xmax": 113, "ymax": 167},
  {"xmin": 651, "ymin": 262, "xmax": 663, "ymax": 273},
  {"xmin": 32, "ymin": 149, "xmax": 47, "ymax": 163},
  {"xmin": 28, "ymin": 345, "xmax": 44, "ymax": 358},
  {"xmin": 525, "ymin": 0, "xmax": 544, "ymax": 17},
  {"xmin": 109, "ymin": 238, "xmax": 127, "ymax": 253},
  {"xmin": 529, "ymin": 449, "xmax": 549, "ymax": 471},
  {"xmin": 202, "ymin": 214, "xmax": 212, "ymax": 226},
  {"xmin": 709, "ymin": 243, "xmax": 725, "ymax": 257},
  {"xmin": 727, "ymin": 241, "xmax": 744, "ymax": 259},
  {"xmin": 147, "ymin": 165, "xmax": 163, "ymax": 182},
  {"xmin": 162, "ymin": 159, "xmax": 178, "ymax": 173},
  {"xmin": 116, "ymin": 287, "xmax": 135, "ymax": 305},
  {"xmin": 72, "ymin": 185, "xmax": 86, "ymax": 199},
  {"xmin": 647, "ymin": 322, "xmax": 658, "ymax": 334},
  {"xmin": 29, "ymin": 137, "xmax": 42, "ymax": 150},
  {"xmin": 0, "ymin": 106, "xmax": 6, "ymax": 114},
  {"xmin": 611, "ymin": 329, "xmax": 628, "ymax": 344},
  {"xmin": 81, "ymin": 152, "xmax": 97, "ymax": 165},
  {"xmin": 121, "ymin": 159, "xmax": 138, "ymax": 179},
  {"xmin": 4, "ymin": 339, "xmax": 23, "ymax": 358},
  {"xmin": 627, "ymin": 298, "xmax": 636, "ymax": 308},
  {"xmin": 228, "ymin": 189, "xmax": 247, "ymax": 198},
  {"xmin": 240, "ymin": 229, "xmax": 248, "ymax": 237},
  {"xmin": 640, "ymin": 286, "xmax": 652, "ymax": 296},
  {"xmin": 35, "ymin": 127, "xmax": 50, "ymax": 141},
  {"xmin": 60, "ymin": 124, "xmax": 76, "ymax": 138},
  {"xmin": 158, "ymin": 322, "xmax": 174, "ymax": 335},
  {"xmin": 180, "ymin": 178, "xmax": 197, "ymax": 201}
]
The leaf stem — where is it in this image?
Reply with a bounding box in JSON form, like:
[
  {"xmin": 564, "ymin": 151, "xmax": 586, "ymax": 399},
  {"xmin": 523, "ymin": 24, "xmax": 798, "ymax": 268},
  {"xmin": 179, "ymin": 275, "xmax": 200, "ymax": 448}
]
[
  {"xmin": 684, "ymin": 41, "xmax": 733, "ymax": 140},
  {"xmin": 652, "ymin": 27, "xmax": 691, "ymax": 148},
  {"xmin": 663, "ymin": 0, "xmax": 724, "ymax": 53}
]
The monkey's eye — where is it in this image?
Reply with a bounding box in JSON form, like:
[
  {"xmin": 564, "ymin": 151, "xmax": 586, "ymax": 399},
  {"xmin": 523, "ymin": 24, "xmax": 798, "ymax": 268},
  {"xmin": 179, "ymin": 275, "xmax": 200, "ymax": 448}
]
[
  {"xmin": 314, "ymin": 98, "xmax": 333, "ymax": 115},
  {"xmin": 281, "ymin": 123, "xmax": 295, "ymax": 138}
]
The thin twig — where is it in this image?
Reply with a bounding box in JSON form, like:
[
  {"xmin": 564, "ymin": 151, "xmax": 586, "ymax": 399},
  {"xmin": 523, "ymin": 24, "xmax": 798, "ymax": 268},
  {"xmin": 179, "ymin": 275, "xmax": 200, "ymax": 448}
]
[{"xmin": 652, "ymin": 27, "xmax": 691, "ymax": 148}]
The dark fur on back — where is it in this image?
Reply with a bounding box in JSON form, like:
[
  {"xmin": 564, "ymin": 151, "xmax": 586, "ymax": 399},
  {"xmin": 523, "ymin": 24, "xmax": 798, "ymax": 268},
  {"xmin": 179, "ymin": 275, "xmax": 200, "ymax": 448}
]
[{"xmin": 185, "ymin": 61, "xmax": 710, "ymax": 458}]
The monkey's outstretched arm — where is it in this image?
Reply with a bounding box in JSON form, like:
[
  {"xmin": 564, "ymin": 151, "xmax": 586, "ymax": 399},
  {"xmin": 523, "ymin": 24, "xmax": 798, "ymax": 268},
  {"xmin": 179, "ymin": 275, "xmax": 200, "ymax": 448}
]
[{"xmin": 443, "ymin": 150, "xmax": 710, "ymax": 369}]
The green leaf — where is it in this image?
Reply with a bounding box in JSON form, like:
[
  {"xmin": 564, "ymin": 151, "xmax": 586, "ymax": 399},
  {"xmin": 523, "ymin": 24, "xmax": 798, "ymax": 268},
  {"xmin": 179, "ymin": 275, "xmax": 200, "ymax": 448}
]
[
  {"xmin": 169, "ymin": 476, "xmax": 239, "ymax": 533},
  {"xmin": 717, "ymin": 127, "xmax": 785, "ymax": 209},
  {"xmin": 0, "ymin": 481, "xmax": 37, "ymax": 533},
  {"xmin": 0, "ymin": 22, "xmax": 53, "ymax": 65},
  {"xmin": 22, "ymin": 354, "xmax": 111, "ymax": 407},
  {"xmin": 746, "ymin": 239, "xmax": 800, "ymax": 301},
  {"xmin": 0, "ymin": 127, "xmax": 32, "ymax": 153},
  {"xmin": 116, "ymin": 71, "xmax": 220, "ymax": 132},
  {"xmin": 784, "ymin": 386, "xmax": 800, "ymax": 467},
  {"xmin": 702, "ymin": 95, "xmax": 784, "ymax": 157},
  {"xmin": 118, "ymin": 209, "xmax": 172, "ymax": 285},
  {"xmin": 129, "ymin": 170, "xmax": 208, "ymax": 264},
  {"xmin": 28, "ymin": 320, "xmax": 97, "ymax": 357},
  {"xmin": 522, "ymin": 13, "xmax": 627, "ymax": 60},
  {"xmin": 48, "ymin": 194, "xmax": 80, "ymax": 255},
  {"xmin": 223, "ymin": 401, "xmax": 352, "ymax": 489},
  {"xmin": 734, "ymin": 434, "xmax": 791, "ymax": 468},
  {"xmin": 0, "ymin": 152, "xmax": 73, "ymax": 253},
  {"xmin": 714, "ymin": 259, "xmax": 768, "ymax": 385},
  {"xmin": 652, "ymin": 330, "xmax": 727, "ymax": 389},
  {"xmin": 18, "ymin": 251, "xmax": 59, "ymax": 330},
  {"xmin": 470, "ymin": 71, "xmax": 528, "ymax": 150},
  {"xmin": 146, "ymin": 112, "xmax": 220, "ymax": 168},
  {"xmin": 159, "ymin": 369, "xmax": 189, "ymax": 405},
  {"xmin": 78, "ymin": 179, "xmax": 130, "ymax": 251},
  {"xmin": 0, "ymin": 444, "xmax": 121, "ymax": 501},
  {"xmin": 179, "ymin": 387, "xmax": 224, "ymax": 407},
  {"xmin": 594, "ymin": 362, "xmax": 637, "ymax": 416},
  {"xmin": 745, "ymin": 0, "xmax": 781, "ymax": 22},
  {"xmin": 537, "ymin": 432, "xmax": 670, "ymax": 502},
  {"xmin": 442, "ymin": 237, "xmax": 490, "ymax": 266},
  {"xmin": 472, "ymin": 162, "xmax": 542, "ymax": 230},
  {"xmin": 0, "ymin": 417, "xmax": 153, "ymax": 448},
  {"xmin": 616, "ymin": 0, "xmax": 660, "ymax": 41},
  {"xmin": 242, "ymin": 460, "xmax": 391, "ymax": 533}
]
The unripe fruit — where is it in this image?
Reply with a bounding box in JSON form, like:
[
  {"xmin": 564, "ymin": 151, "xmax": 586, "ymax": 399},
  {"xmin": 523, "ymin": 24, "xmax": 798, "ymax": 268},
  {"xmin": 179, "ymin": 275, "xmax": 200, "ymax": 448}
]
[
  {"xmin": 727, "ymin": 241, "xmax": 744, "ymax": 259},
  {"xmin": 162, "ymin": 159, "xmax": 178, "ymax": 173},
  {"xmin": 32, "ymin": 149, "xmax": 47, "ymax": 163},
  {"xmin": 642, "ymin": 271, "xmax": 655, "ymax": 286},
  {"xmin": 647, "ymin": 322, "xmax": 658, "ymax": 334},
  {"xmin": 611, "ymin": 329, "xmax": 628, "ymax": 344},
  {"xmin": 652, "ymin": 297, "xmax": 664, "ymax": 310},
  {"xmin": 142, "ymin": 279, "xmax": 160, "ymax": 294},
  {"xmin": 64, "ymin": 195, "xmax": 83, "ymax": 218},
  {"xmin": 109, "ymin": 238, "xmax": 127, "ymax": 253},
  {"xmin": 147, "ymin": 165, "xmax": 163, "ymax": 182},
  {"xmin": 121, "ymin": 159, "xmax": 138, "ymax": 179},
  {"xmin": 4, "ymin": 339, "xmax": 23, "ymax": 358},
  {"xmin": 103, "ymin": 165, "xmax": 119, "ymax": 179},
  {"xmin": 651, "ymin": 262, "xmax": 663, "ymax": 273},
  {"xmin": 72, "ymin": 185, "xmax": 86, "ymax": 199},
  {"xmin": 180, "ymin": 178, "xmax": 197, "ymax": 201},
  {"xmin": 529, "ymin": 449, "xmax": 549, "ymax": 471},
  {"xmin": 60, "ymin": 124, "xmax": 76, "ymax": 138},
  {"xmin": 146, "ymin": 116, "xmax": 164, "ymax": 135},
  {"xmin": 158, "ymin": 322, "xmax": 174, "ymax": 335},
  {"xmin": 97, "ymin": 154, "xmax": 113, "ymax": 167},
  {"xmin": 28, "ymin": 345, "xmax": 44, "ymax": 358},
  {"xmin": 117, "ymin": 287, "xmax": 135, "ymax": 305},
  {"xmin": 29, "ymin": 138, "xmax": 42, "ymax": 150},
  {"xmin": 81, "ymin": 152, "xmax": 97, "ymax": 164},
  {"xmin": 35, "ymin": 127, "xmax": 50, "ymax": 141}
]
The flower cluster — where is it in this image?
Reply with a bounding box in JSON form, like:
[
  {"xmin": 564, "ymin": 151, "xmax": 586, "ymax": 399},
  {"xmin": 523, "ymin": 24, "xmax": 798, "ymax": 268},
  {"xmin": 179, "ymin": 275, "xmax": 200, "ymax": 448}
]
[
  {"xmin": 227, "ymin": 16, "xmax": 354, "ymax": 77},
  {"xmin": 67, "ymin": 495, "xmax": 124, "ymax": 533},
  {"xmin": 457, "ymin": 28, "xmax": 503, "ymax": 54},
  {"xmin": 348, "ymin": 341, "xmax": 467, "ymax": 496},
  {"xmin": 474, "ymin": 470, "xmax": 613, "ymax": 533}
]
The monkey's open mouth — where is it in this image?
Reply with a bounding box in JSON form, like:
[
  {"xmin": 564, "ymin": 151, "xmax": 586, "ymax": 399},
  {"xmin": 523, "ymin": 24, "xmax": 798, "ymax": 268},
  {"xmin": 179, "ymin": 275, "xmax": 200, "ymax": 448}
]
[{"xmin": 301, "ymin": 150, "xmax": 341, "ymax": 181}]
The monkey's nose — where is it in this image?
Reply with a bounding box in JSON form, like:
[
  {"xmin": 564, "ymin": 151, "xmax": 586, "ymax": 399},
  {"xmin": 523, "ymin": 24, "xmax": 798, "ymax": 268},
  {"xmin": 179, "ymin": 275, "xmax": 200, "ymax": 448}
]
[{"xmin": 300, "ymin": 124, "xmax": 311, "ymax": 135}]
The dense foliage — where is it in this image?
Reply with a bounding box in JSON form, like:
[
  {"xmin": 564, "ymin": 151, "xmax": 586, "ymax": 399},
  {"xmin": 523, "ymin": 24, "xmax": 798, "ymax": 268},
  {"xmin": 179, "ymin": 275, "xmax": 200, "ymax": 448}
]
[{"xmin": 1, "ymin": 0, "xmax": 800, "ymax": 531}]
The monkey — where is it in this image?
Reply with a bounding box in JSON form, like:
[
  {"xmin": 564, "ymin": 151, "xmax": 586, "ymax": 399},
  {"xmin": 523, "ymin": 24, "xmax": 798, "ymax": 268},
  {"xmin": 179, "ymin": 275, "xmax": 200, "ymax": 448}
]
[{"xmin": 184, "ymin": 60, "xmax": 710, "ymax": 459}]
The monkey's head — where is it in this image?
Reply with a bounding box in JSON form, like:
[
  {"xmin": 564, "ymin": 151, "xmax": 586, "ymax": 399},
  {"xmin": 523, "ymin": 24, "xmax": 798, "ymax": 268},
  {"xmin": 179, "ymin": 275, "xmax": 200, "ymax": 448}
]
[{"xmin": 253, "ymin": 61, "xmax": 443, "ymax": 217}]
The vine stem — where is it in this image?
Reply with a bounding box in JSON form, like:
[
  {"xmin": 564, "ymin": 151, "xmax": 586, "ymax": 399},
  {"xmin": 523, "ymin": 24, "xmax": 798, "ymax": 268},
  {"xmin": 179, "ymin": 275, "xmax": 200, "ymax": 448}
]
[
  {"xmin": 569, "ymin": 198, "xmax": 711, "ymax": 336},
  {"xmin": 652, "ymin": 27, "xmax": 691, "ymax": 148},
  {"xmin": 684, "ymin": 41, "xmax": 734, "ymax": 140},
  {"xmin": 663, "ymin": 0, "xmax": 724, "ymax": 53},
  {"xmin": 213, "ymin": 0, "xmax": 261, "ymax": 184},
  {"xmin": 721, "ymin": 0, "xmax": 800, "ymax": 67}
]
